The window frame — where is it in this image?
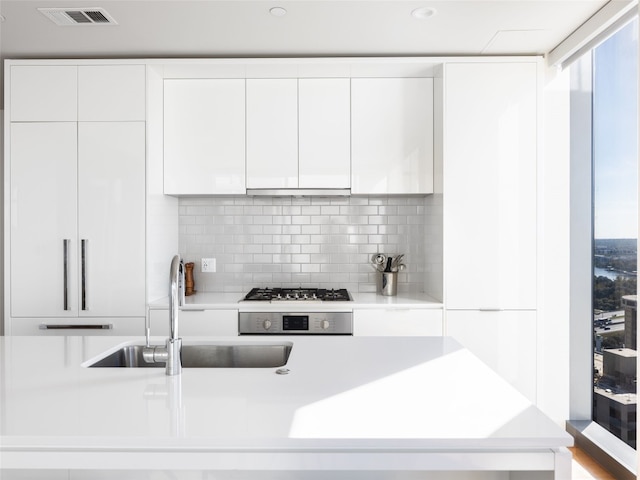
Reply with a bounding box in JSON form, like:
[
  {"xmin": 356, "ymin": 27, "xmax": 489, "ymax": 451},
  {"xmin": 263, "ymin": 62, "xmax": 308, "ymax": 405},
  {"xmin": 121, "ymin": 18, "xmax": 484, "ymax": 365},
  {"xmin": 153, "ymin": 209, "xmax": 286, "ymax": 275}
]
[{"xmin": 567, "ymin": 14, "xmax": 639, "ymax": 478}]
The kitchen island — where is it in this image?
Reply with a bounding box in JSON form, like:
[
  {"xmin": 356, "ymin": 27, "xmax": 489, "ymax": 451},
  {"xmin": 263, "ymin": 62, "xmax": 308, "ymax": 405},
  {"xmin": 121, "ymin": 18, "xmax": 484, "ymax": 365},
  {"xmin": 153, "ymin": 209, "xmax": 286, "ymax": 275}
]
[{"xmin": 0, "ymin": 335, "xmax": 572, "ymax": 479}]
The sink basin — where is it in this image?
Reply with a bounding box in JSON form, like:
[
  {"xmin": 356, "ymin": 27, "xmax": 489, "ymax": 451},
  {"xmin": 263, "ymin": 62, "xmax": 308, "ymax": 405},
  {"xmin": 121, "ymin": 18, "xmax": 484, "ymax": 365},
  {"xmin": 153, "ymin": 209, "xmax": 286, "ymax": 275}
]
[{"xmin": 87, "ymin": 342, "xmax": 293, "ymax": 368}]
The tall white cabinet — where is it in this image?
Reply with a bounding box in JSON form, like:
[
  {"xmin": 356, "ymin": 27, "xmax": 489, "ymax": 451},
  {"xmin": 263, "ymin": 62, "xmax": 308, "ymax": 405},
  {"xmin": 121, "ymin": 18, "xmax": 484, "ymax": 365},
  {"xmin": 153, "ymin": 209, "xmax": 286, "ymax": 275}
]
[
  {"xmin": 443, "ymin": 63, "xmax": 537, "ymax": 310},
  {"xmin": 6, "ymin": 63, "xmax": 146, "ymax": 335},
  {"xmin": 442, "ymin": 61, "xmax": 538, "ymax": 401}
]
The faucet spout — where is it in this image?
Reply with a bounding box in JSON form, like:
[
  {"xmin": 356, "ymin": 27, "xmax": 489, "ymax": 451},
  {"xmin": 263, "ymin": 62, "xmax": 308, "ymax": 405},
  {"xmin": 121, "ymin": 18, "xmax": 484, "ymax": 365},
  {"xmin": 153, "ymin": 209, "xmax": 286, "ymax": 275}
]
[
  {"xmin": 169, "ymin": 255, "xmax": 183, "ymax": 341},
  {"xmin": 166, "ymin": 255, "xmax": 184, "ymax": 376},
  {"xmin": 143, "ymin": 254, "xmax": 184, "ymax": 375}
]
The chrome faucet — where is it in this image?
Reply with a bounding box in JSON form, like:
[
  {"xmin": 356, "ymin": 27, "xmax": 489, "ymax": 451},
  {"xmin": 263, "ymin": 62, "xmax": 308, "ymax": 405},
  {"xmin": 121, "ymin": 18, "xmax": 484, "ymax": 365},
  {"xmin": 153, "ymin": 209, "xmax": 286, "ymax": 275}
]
[{"xmin": 143, "ymin": 255, "xmax": 184, "ymax": 375}]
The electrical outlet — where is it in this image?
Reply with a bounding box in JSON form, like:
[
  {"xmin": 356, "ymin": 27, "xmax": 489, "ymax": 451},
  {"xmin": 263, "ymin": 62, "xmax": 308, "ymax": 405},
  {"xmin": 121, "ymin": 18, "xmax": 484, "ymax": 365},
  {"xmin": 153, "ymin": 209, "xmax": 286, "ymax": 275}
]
[{"xmin": 201, "ymin": 258, "xmax": 216, "ymax": 273}]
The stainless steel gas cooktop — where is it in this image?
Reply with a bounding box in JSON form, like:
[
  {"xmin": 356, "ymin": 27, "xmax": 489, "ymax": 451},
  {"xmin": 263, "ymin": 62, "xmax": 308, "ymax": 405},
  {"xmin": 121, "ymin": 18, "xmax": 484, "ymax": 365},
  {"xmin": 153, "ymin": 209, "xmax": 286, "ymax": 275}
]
[
  {"xmin": 242, "ymin": 287, "xmax": 352, "ymax": 302},
  {"xmin": 239, "ymin": 287, "xmax": 353, "ymax": 335}
]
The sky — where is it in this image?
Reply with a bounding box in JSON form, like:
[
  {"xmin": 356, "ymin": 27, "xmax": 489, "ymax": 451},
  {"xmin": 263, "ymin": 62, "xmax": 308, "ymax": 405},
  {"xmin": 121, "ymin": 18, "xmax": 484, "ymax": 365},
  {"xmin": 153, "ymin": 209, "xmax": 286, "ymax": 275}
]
[{"xmin": 593, "ymin": 18, "xmax": 638, "ymax": 240}]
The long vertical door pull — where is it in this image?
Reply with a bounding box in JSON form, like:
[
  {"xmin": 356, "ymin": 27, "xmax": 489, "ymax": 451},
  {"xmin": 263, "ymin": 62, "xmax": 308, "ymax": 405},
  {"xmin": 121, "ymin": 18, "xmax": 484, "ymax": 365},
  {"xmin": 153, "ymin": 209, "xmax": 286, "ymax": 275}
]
[
  {"xmin": 81, "ymin": 239, "xmax": 87, "ymax": 311},
  {"xmin": 63, "ymin": 239, "xmax": 70, "ymax": 310}
]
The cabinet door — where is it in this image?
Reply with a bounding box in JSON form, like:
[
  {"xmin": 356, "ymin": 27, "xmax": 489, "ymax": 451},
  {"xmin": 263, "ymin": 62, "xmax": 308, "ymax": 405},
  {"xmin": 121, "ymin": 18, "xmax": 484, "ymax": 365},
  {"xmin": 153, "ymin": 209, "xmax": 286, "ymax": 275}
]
[
  {"xmin": 351, "ymin": 78, "xmax": 434, "ymax": 194},
  {"xmin": 78, "ymin": 65, "xmax": 146, "ymax": 121},
  {"xmin": 444, "ymin": 63, "xmax": 537, "ymax": 310},
  {"xmin": 354, "ymin": 309, "xmax": 443, "ymax": 336},
  {"xmin": 246, "ymin": 79, "xmax": 298, "ymax": 188},
  {"xmin": 10, "ymin": 65, "xmax": 77, "ymax": 121},
  {"xmin": 164, "ymin": 79, "xmax": 246, "ymax": 195},
  {"xmin": 78, "ymin": 122, "xmax": 146, "ymax": 317},
  {"xmin": 446, "ymin": 310, "xmax": 537, "ymax": 402},
  {"xmin": 149, "ymin": 309, "xmax": 238, "ymax": 336},
  {"xmin": 298, "ymin": 79, "xmax": 351, "ymax": 188},
  {"xmin": 10, "ymin": 123, "xmax": 78, "ymax": 317}
]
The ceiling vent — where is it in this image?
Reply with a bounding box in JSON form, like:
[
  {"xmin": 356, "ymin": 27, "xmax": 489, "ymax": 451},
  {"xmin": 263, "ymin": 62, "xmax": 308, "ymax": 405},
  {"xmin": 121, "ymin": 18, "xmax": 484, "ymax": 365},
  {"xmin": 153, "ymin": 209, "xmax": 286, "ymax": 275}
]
[{"xmin": 38, "ymin": 7, "xmax": 117, "ymax": 26}]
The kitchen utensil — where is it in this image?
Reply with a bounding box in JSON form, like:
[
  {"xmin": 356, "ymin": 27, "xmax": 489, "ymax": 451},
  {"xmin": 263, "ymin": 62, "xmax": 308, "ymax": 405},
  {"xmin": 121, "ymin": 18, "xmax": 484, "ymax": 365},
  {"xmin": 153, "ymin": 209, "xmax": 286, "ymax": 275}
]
[
  {"xmin": 384, "ymin": 257, "xmax": 393, "ymax": 272},
  {"xmin": 372, "ymin": 253, "xmax": 386, "ymax": 266},
  {"xmin": 392, "ymin": 254, "xmax": 404, "ymax": 270}
]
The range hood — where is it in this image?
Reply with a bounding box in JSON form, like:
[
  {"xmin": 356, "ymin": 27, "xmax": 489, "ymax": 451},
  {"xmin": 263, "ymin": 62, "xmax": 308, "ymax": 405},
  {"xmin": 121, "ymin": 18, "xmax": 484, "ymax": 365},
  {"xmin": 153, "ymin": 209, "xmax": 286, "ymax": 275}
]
[{"xmin": 246, "ymin": 188, "xmax": 351, "ymax": 197}]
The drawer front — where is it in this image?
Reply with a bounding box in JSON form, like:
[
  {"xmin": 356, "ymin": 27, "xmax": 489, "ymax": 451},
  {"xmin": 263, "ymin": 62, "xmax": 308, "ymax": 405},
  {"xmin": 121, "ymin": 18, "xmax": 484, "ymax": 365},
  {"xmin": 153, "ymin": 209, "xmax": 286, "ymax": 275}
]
[
  {"xmin": 148, "ymin": 309, "xmax": 238, "ymax": 337},
  {"xmin": 8, "ymin": 317, "xmax": 144, "ymax": 336},
  {"xmin": 354, "ymin": 309, "xmax": 443, "ymax": 336}
]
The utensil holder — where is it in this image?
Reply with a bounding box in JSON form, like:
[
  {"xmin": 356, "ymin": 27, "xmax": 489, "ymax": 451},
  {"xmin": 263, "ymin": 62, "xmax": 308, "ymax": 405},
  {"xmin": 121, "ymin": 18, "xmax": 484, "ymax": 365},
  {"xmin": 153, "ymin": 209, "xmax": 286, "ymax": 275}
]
[{"xmin": 377, "ymin": 271, "xmax": 398, "ymax": 296}]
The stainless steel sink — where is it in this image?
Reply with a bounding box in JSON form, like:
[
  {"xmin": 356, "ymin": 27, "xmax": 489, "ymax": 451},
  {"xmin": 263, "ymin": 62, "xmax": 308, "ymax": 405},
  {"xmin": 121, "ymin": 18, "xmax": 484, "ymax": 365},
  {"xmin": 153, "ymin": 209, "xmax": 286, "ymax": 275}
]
[{"xmin": 87, "ymin": 343, "xmax": 293, "ymax": 368}]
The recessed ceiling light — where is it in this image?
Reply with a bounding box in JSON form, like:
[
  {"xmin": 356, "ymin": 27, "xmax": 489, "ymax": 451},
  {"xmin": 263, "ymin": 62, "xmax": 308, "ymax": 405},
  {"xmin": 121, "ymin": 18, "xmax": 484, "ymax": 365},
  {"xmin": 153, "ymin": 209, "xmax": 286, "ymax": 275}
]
[
  {"xmin": 269, "ymin": 7, "xmax": 287, "ymax": 17},
  {"xmin": 411, "ymin": 7, "xmax": 436, "ymax": 19}
]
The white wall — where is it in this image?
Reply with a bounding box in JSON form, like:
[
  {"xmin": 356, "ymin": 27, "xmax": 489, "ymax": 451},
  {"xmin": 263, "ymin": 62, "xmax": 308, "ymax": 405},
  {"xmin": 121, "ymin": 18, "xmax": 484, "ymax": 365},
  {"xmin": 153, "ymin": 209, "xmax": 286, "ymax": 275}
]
[
  {"xmin": 0, "ymin": 108, "xmax": 3, "ymax": 335},
  {"xmin": 146, "ymin": 65, "xmax": 179, "ymax": 303},
  {"xmin": 568, "ymin": 56, "xmax": 595, "ymax": 421},
  {"xmin": 538, "ymin": 66, "xmax": 571, "ymax": 424}
]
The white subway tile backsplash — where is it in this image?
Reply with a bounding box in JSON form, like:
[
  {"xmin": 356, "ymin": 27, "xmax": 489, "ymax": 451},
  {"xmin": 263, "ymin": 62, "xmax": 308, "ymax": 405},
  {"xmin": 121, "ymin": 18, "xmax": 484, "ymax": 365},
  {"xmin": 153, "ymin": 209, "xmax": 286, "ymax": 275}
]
[
  {"xmin": 180, "ymin": 196, "xmax": 429, "ymax": 293},
  {"xmin": 282, "ymin": 244, "xmax": 301, "ymax": 254}
]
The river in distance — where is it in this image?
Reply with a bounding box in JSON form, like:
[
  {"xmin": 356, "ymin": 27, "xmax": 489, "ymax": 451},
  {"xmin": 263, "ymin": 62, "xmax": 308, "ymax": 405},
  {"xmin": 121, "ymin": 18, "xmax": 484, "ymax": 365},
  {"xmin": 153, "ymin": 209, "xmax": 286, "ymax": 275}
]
[{"xmin": 594, "ymin": 266, "xmax": 636, "ymax": 280}]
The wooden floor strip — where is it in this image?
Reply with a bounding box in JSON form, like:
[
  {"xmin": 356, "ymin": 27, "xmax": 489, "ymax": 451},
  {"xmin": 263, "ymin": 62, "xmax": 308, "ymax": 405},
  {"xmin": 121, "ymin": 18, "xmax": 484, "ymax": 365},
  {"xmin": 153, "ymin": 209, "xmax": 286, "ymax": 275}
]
[{"xmin": 569, "ymin": 446, "xmax": 618, "ymax": 480}]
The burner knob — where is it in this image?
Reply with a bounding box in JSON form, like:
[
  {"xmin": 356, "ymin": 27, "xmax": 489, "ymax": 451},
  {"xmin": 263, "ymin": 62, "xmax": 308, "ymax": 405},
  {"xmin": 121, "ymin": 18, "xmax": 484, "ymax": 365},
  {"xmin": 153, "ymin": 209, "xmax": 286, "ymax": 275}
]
[
  {"xmin": 263, "ymin": 320, "xmax": 272, "ymax": 330},
  {"xmin": 321, "ymin": 320, "xmax": 330, "ymax": 330}
]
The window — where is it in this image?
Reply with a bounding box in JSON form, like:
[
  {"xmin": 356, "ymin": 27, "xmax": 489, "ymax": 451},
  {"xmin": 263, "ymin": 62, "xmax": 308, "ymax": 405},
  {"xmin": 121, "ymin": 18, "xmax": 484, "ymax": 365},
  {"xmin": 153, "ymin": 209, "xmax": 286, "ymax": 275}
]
[{"xmin": 590, "ymin": 18, "xmax": 638, "ymax": 450}]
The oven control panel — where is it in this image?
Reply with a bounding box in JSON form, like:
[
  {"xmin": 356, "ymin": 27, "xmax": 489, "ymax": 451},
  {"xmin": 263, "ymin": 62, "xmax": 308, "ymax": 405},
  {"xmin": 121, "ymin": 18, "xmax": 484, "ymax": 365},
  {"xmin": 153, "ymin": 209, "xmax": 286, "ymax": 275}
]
[{"xmin": 239, "ymin": 312, "xmax": 352, "ymax": 335}]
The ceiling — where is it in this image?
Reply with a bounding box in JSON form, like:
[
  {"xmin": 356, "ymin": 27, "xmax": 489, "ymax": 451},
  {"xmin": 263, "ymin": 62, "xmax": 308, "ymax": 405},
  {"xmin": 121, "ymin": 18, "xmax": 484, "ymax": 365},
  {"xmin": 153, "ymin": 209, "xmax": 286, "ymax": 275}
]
[
  {"xmin": 0, "ymin": 0, "xmax": 617, "ymax": 58},
  {"xmin": 0, "ymin": 0, "xmax": 630, "ymax": 107}
]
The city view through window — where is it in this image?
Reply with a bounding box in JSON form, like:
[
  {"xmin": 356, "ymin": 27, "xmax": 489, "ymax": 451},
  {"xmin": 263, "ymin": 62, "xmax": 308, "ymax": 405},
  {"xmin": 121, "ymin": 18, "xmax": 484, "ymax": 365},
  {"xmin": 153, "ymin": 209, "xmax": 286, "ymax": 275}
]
[{"xmin": 591, "ymin": 18, "xmax": 638, "ymax": 449}]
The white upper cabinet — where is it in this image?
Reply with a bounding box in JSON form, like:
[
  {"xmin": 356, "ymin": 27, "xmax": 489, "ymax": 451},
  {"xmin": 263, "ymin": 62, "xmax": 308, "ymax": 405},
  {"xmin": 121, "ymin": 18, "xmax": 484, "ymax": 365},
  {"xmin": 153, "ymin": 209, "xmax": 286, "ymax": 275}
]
[
  {"xmin": 10, "ymin": 66, "xmax": 78, "ymax": 121},
  {"xmin": 78, "ymin": 65, "xmax": 146, "ymax": 121},
  {"xmin": 443, "ymin": 62, "xmax": 537, "ymax": 310},
  {"xmin": 246, "ymin": 79, "xmax": 299, "ymax": 189},
  {"xmin": 298, "ymin": 79, "xmax": 351, "ymax": 189},
  {"xmin": 351, "ymin": 78, "xmax": 434, "ymax": 195},
  {"xmin": 246, "ymin": 78, "xmax": 352, "ymax": 190},
  {"xmin": 164, "ymin": 79, "xmax": 246, "ymax": 195}
]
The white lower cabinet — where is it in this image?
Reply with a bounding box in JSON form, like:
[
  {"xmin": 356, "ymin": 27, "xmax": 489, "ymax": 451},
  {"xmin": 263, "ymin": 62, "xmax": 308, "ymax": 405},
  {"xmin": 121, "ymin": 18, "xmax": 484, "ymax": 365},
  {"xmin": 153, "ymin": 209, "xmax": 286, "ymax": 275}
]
[
  {"xmin": 8, "ymin": 317, "xmax": 144, "ymax": 336},
  {"xmin": 445, "ymin": 310, "xmax": 536, "ymax": 402},
  {"xmin": 148, "ymin": 309, "xmax": 238, "ymax": 337},
  {"xmin": 354, "ymin": 309, "xmax": 443, "ymax": 336}
]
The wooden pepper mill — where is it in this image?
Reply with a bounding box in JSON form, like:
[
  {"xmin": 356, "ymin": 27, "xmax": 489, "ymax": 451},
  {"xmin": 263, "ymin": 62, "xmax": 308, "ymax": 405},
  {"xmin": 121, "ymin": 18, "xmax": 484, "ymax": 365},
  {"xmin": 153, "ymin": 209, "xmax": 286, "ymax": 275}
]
[{"xmin": 184, "ymin": 262, "xmax": 195, "ymax": 296}]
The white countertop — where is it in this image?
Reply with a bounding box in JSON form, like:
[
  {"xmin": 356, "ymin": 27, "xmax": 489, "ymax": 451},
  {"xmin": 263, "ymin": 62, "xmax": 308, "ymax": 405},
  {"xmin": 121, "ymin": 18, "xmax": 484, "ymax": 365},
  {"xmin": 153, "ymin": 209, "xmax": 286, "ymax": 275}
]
[
  {"xmin": 149, "ymin": 291, "xmax": 443, "ymax": 310},
  {"xmin": 0, "ymin": 335, "xmax": 571, "ymax": 471}
]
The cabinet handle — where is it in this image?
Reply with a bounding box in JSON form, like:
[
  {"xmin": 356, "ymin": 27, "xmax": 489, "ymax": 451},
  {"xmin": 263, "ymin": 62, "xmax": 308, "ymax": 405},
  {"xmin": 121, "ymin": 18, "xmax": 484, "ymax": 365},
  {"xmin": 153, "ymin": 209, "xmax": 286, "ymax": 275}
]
[
  {"xmin": 39, "ymin": 324, "xmax": 113, "ymax": 330},
  {"xmin": 81, "ymin": 239, "xmax": 87, "ymax": 311},
  {"xmin": 63, "ymin": 239, "xmax": 70, "ymax": 311}
]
